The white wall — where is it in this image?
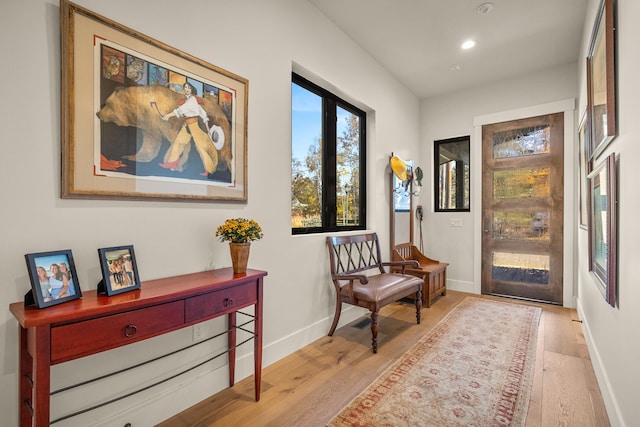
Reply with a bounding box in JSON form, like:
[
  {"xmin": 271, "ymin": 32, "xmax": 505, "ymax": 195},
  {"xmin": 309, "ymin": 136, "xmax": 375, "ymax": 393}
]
[
  {"xmin": 574, "ymin": 0, "xmax": 640, "ymax": 425},
  {"xmin": 0, "ymin": 1, "xmax": 420, "ymax": 425}
]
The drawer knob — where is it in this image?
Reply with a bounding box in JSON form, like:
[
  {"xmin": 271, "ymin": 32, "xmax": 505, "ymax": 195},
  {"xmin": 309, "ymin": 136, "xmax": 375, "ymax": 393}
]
[
  {"xmin": 224, "ymin": 297, "xmax": 234, "ymax": 307},
  {"xmin": 124, "ymin": 324, "xmax": 138, "ymax": 337}
]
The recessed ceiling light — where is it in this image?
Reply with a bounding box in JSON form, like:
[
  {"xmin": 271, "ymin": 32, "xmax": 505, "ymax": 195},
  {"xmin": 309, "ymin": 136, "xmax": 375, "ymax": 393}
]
[
  {"xmin": 461, "ymin": 40, "xmax": 476, "ymax": 50},
  {"xmin": 477, "ymin": 2, "xmax": 494, "ymax": 15}
]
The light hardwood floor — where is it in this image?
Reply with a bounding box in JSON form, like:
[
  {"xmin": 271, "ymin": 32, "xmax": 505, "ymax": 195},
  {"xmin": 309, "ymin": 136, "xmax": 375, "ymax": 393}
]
[{"xmin": 158, "ymin": 291, "xmax": 610, "ymax": 426}]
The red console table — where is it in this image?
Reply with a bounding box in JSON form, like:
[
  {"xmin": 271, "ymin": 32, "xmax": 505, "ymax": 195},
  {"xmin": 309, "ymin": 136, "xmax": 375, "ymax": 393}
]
[{"xmin": 9, "ymin": 267, "xmax": 267, "ymax": 427}]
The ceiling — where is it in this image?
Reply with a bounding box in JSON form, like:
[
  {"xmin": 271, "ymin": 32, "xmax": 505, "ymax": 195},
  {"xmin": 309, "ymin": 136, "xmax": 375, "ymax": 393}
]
[{"xmin": 308, "ymin": 0, "xmax": 589, "ymax": 99}]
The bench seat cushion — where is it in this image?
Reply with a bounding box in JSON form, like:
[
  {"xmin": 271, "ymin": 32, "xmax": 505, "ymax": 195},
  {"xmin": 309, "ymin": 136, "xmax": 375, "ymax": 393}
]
[{"xmin": 341, "ymin": 273, "xmax": 423, "ymax": 307}]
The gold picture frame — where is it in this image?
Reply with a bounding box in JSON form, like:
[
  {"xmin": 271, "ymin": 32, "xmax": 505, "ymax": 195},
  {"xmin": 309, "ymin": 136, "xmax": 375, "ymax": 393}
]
[
  {"xmin": 61, "ymin": 0, "xmax": 248, "ymax": 202},
  {"xmin": 586, "ymin": 0, "xmax": 616, "ymax": 160}
]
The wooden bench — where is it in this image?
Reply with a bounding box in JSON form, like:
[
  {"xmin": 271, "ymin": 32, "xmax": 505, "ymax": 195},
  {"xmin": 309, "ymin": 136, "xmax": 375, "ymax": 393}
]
[
  {"xmin": 392, "ymin": 242, "xmax": 448, "ymax": 308},
  {"xmin": 326, "ymin": 233, "xmax": 424, "ymax": 353}
]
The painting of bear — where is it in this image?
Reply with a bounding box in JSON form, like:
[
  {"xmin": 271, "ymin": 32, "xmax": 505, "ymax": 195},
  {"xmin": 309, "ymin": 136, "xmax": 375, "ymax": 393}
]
[{"xmin": 96, "ymin": 85, "xmax": 233, "ymax": 179}]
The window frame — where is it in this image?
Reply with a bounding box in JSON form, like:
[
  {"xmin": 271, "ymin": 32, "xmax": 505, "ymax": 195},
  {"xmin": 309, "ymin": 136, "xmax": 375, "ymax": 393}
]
[
  {"xmin": 291, "ymin": 73, "xmax": 367, "ymax": 235},
  {"xmin": 434, "ymin": 135, "xmax": 471, "ymax": 213}
]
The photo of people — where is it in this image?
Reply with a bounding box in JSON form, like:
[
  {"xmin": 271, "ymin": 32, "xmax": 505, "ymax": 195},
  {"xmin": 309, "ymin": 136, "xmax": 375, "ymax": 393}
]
[
  {"xmin": 25, "ymin": 250, "xmax": 81, "ymax": 308},
  {"xmin": 36, "ymin": 255, "xmax": 76, "ymax": 301},
  {"xmin": 104, "ymin": 249, "xmax": 136, "ymax": 290},
  {"xmin": 98, "ymin": 246, "xmax": 140, "ymax": 296}
]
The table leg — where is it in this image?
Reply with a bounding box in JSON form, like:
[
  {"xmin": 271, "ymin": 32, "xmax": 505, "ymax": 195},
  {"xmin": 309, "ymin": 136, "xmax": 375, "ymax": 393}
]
[
  {"xmin": 254, "ymin": 277, "xmax": 264, "ymax": 401},
  {"xmin": 21, "ymin": 326, "xmax": 51, "ymax": 427},
  {"xmin": 18, "ymin": 326, "xmax": 31, "ymax": 427},
  {"xmin": 228, "ymin": 312, "xmax": 236, "ymax": 387}
]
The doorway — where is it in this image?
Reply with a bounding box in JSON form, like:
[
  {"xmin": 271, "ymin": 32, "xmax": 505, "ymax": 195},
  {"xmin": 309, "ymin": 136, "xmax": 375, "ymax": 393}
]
[{"xmin": 481, "ymin": 112, "xmax": 564, "ymax": 304}]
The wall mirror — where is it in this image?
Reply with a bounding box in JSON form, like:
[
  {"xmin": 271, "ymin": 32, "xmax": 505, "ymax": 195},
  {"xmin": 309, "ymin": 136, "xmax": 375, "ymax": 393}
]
[{"xmin": 434, "ymin": 136, "xmax": 470, "ymax": 212}]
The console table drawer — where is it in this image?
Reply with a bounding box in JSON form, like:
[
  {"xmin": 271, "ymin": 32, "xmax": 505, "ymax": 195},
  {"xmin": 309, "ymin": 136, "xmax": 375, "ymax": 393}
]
[
  {"xmin": 185, "ymin": 282, "xmax": 256, "ymax": 323},
  {"xmin": 51, "ymin": 301, "xmax": 184, "ymax": 363}
]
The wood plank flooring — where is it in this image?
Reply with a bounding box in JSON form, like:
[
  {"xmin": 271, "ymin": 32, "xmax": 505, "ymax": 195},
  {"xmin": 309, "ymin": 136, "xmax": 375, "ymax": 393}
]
[{"xmin": 157, "ymin": 291, "xmax": 609, "ymax": 427}]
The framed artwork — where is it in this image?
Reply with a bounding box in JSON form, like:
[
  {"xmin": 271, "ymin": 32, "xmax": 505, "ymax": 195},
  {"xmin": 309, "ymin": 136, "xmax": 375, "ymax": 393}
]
[
  {"xmin": 98, "ymin": 245, "xmax": 141, "ymax": 296},
  {"xmin": 586, "ymin": 0, "xmax": 616, "ymax": 160},
  {"xmin": 588, "ymin": 152, "xmax": 617, "ymax": 307},
  {"xmin": 25, "ymin": 250, "xmax": 82, "ymax": 308},
  {"xmin": 578, "ymin": 110, "xmax": 590, "ymax": 229},
  {"xmin": 61, "ymin": 0, "xmax": 248, "ymax": 202}
]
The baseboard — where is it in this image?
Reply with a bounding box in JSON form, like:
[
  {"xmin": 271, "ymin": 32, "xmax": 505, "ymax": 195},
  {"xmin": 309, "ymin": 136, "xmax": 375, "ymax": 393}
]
[
  {"xmin": 576, "ymin": 298, "xmax": 624, "ymax": 427},
  {"xmin": 446, "ymin": 279, "xmax": 475, "ymax": 294},
  {"xmin": 262, "ymin": 304, "xmax": 366, "ymax": 366}
]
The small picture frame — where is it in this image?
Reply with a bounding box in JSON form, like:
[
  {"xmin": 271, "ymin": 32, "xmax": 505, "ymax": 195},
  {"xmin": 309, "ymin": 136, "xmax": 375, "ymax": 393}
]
[
  {"xmin": 25, "ymin": 250, "xmax": 82, "ymax": 308},
  {"xmin": 98, "ymin": 245, "xmax": 141, "ymax": 296}
]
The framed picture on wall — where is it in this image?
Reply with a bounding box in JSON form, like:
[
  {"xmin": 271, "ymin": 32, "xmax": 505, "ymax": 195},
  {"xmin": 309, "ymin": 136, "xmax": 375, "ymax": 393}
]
[
  {"xmin": 98, "ymin": 245, "xmax": 141, "ymax": 296},
  {"xmin": 61, "ymin": 0, "xmax": 249, "ymax": 202},
  {"xmin": 578, "ymin": 110, "xmax": 590, "ymax": 229},
  {"xmin": 25, "ymin": 250, "xmax": 82, "ymax": 308},
  {"xmin": 588, "ymin": 152, "xmax": 617, "ymax": 307},
  {"xmin": 586, "ymin": 0, "xmax": 616, "ymax": 160}
]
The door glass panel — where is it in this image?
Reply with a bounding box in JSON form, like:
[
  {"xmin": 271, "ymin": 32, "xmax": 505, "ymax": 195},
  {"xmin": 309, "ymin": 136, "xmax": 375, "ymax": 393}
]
[
  {"xmin": 492, "ymin": 125, "xmax": 550, "ymax": 159},
  {"xmin": 492, "ymin": 252, "xmax": 549, "ymax": 285},
  {"xmin": 493, "ymin": 212, "xmax": 550, "ymax": 241},
  {"xmin": 493, "ymin": 168, "xmax": 550, "ymax": 199}
]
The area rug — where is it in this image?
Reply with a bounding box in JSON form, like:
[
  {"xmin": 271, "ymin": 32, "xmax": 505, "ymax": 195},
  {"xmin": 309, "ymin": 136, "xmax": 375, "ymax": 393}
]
[{"xmin": 328, "ymin": 297, "xmax": 541, "ymax": 427}]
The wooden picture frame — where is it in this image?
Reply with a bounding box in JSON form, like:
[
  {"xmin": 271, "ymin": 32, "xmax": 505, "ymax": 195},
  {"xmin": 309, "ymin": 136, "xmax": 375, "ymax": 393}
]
[
  {"xmin": 25, "ymin": 250, "xmax": 82, "ymax": 308},
  {"xmin": 586, "ymin": 0, "xmax": 616, "ymax": 160},
  {"xmin": 578, "ymin": 110, "xmax": 590, "ymax": 229},
  {"xmin": 588, "ymin": 152, "xmax": 617, "ymax": 307},
  {"xmin": 61, "ymin": 0, "xmax": 248, "ymax": 202},
  {"xmin": 98, "ymin": 245, "xmax": 141, "ymax": 296}
]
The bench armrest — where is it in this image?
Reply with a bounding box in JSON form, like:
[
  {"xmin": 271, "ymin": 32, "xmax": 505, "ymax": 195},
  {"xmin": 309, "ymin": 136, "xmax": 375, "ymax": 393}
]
[
  {"xmin": 382, "ymin": 260, "xmax": 420, "ymax": 273},
  {"xmin": 332, "ymin": 273, "xmax": 369, "ymax": 285}
]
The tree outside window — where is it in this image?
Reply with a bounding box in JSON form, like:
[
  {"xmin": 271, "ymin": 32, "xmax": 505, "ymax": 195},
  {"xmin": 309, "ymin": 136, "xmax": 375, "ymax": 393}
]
[{"xmin": 291, "ymin": 73, "xmax": 366, "ymax": 234}]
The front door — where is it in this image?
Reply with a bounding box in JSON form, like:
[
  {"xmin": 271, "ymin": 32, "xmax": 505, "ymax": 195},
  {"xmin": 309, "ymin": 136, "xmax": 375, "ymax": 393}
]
[{"xmin": 481, "ymin": 113, "xmax": 564, "ymax": 304}]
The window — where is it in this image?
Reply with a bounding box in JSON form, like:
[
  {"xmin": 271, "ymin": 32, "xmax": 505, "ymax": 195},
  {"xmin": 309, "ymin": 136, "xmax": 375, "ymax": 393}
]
[
  {"xmin": 291, "ymin": 73, "xmax": 366, "ymax": 234},
  {"xmin": 434, "ymin": 136, "xmax": 470, "ymax": 212}
]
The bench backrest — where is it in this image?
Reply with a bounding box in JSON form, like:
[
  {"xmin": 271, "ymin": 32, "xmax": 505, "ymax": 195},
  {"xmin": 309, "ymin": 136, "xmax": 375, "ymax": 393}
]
[
  {"xmin": 392, "ymin": 242, "xmax": 413, "ymax": 261},
  {"xmin": 327, "ymin": 233, "xmax": 385, "ymax": 276}
]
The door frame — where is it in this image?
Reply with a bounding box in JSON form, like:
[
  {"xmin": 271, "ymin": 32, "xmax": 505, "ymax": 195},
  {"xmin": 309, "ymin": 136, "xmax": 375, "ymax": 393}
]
[{"xmin": 472, "ymin": 99, "xmax": 576, "ymax": 308}]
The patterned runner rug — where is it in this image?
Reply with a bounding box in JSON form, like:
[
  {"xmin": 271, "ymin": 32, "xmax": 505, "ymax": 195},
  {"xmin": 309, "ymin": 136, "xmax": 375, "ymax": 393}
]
[{"xmin": 328, "ymin": 297, "xmax": 541, "ymax": 427}]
